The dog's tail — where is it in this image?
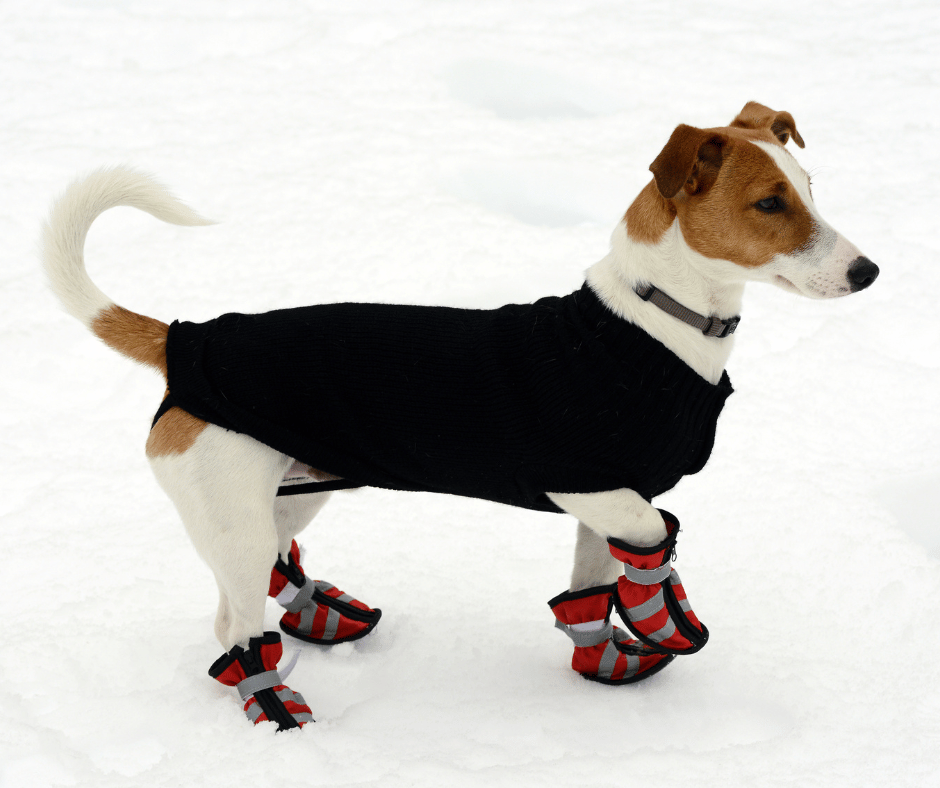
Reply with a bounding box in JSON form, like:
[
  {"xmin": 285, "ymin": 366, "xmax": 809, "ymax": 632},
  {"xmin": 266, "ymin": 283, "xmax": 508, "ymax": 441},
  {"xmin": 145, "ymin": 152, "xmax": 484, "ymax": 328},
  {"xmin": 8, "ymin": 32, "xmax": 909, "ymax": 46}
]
[{"xmin": 41, "ymin": 167, "xmax": 212, "ymax": 378}]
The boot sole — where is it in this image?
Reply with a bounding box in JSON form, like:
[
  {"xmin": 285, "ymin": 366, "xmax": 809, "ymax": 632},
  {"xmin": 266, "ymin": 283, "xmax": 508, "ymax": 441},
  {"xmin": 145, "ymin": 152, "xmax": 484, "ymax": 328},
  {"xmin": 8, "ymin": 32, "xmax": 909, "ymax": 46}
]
[{"xmin": 579, "ymin": 652, "xmax": 675, "ymax": 685}]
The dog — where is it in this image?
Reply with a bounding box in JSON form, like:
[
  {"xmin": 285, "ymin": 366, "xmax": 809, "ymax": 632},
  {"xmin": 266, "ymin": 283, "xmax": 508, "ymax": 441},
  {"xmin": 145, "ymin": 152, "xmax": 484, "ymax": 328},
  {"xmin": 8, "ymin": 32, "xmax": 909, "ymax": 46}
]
[{"xmin": 42, "ymin": 102, "xmax": 878, "ymax": 730}]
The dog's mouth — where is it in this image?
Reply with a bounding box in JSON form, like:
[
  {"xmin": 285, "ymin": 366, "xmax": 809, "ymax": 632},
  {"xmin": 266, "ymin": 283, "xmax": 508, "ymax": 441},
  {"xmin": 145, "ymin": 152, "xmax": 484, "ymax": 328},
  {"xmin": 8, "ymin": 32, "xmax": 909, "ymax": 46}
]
[
  {"xmin": 774, "ymin": 273, "xmax": 851, "ymax": 300},
  {"xmin": 774, "ymin": 274, "xmax": 801, "ymax": 294}
]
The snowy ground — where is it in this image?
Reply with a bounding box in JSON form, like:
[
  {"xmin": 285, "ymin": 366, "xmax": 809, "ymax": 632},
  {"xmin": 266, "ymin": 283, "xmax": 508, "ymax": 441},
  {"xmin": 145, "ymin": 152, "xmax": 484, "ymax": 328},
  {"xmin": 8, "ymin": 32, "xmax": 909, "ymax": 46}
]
[{"xmin": 2, "ymin": 1, "xmax": 939, "ymax": 786}]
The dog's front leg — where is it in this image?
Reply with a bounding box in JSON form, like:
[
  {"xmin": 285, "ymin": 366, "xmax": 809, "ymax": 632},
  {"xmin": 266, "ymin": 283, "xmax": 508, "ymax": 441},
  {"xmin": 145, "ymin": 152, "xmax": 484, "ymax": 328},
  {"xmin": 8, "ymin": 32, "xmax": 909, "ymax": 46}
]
[
  {"xmin": 547, "ymin": 488, "xmax": 669, "ymax": 593},
  {"xmin": 544, "ymin": 488, "xmax": 706, "ymax": 684}
]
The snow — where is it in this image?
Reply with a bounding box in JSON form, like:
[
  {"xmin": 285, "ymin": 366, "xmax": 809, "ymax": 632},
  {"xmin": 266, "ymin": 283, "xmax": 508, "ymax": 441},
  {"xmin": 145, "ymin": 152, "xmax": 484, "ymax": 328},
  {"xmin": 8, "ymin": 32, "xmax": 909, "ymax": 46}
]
[{"xmin": 2, "ymin": 1, "xmax": 939, "ymax": 786}]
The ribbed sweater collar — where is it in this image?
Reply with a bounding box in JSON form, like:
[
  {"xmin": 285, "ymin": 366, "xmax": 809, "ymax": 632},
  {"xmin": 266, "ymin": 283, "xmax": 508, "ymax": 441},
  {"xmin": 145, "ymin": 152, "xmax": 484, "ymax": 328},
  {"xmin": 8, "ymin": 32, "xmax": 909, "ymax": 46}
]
[{"xmin": 568, "ymin": 282, "xmax": 733, "ymax": 396}]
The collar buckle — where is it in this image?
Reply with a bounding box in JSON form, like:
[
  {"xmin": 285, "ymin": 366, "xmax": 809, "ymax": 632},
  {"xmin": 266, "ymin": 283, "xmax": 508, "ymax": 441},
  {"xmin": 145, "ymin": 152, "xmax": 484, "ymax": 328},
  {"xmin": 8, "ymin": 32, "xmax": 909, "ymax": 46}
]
[{"xmin": 704, "ymin": 315, "xmax": 740, "ymax": 338}]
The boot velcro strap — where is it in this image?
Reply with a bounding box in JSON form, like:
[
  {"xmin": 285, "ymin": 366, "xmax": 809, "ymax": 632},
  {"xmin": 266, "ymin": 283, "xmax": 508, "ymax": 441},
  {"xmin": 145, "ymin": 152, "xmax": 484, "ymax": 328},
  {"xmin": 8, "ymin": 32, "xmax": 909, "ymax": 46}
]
[
  {"xmin": 237, "ymin": 670, "xmax": 283, "ymax": 700},
  {"xmin": 554, "ymin": 619, "xmax": 614, "ymax": 648},
  {"xmin": 314, "ymin": 581, "xmax": 356, "ymax": 605},
  {"xmin": 622, "ymin": 560, "xmax": 672, "ymax": 585},
  {"xmin": 281, "ymin": 578, "xmax": 316, "ymax": 614}
]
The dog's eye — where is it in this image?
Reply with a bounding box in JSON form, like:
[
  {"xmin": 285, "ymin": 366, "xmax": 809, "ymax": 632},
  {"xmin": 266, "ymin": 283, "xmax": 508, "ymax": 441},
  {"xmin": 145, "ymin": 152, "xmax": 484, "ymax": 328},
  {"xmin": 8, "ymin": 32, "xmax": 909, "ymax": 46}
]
[{"xmin": 756, "ymin": 196, "xmax": 785, "ymax": 213}]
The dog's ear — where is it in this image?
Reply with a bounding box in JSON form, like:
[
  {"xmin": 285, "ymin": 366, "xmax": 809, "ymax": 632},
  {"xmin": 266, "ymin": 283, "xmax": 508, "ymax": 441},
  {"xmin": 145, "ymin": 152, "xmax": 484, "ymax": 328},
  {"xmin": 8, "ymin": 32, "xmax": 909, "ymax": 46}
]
[
  {"xmin": 649, "ymin": 124, "xmax": 727, "ymax": 199},
  {"xmin": 731, "ymin": 101, "xmax": 805, "ymax": 148}
]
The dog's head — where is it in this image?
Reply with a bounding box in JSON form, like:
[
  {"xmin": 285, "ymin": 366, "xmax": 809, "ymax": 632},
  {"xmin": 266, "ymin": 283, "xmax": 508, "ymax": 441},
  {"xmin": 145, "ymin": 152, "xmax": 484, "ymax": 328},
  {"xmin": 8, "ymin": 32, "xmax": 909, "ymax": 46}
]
[{"xmin": 630, "ymin": 101, "xmax": 878, "ymax": 298}]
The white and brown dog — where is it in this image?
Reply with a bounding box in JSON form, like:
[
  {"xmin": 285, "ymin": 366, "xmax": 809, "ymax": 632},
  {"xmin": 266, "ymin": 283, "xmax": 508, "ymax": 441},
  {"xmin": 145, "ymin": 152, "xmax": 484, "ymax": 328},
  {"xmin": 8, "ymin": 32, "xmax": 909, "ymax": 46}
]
[{"xmin": 42, "ymin": 102, "xmax": 878, "ymax": 729}]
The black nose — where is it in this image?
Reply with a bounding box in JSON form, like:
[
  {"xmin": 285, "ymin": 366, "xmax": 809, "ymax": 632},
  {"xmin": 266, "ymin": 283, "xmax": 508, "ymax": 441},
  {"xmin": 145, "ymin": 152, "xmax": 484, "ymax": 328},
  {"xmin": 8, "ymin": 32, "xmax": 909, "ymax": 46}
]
[{"xmin": 848, "ymin": 257, "xmax": 879, "ymax": 292}]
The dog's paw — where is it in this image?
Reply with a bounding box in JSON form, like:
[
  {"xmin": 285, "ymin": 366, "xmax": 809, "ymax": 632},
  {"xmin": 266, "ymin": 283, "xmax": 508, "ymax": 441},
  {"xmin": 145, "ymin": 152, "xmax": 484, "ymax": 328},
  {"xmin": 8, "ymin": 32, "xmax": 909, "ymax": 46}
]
[
  {"xmin": 271, "ymin": 540, "xmax": 382, "ymax": 645},
  {"xmin": 549, "ymin": 585, "xmax": 674, "ymax": 685},
  {"xmin": 209, "ymin": 632, "xmax": 314, "ymax": 731}
]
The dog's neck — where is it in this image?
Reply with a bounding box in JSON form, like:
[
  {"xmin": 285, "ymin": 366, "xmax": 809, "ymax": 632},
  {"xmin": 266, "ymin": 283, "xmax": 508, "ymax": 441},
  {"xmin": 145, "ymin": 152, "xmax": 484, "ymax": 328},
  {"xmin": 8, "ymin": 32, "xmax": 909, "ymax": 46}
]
[{"xmin": 586, "ymin": 219, "xmax": 745, "ymax": 385}]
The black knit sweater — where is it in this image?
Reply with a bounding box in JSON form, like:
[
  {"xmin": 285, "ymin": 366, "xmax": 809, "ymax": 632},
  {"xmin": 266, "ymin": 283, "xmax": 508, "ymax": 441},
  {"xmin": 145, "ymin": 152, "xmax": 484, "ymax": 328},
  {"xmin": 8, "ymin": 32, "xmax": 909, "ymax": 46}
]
[{"xmin": 162, "ymin": 284, "xmax": 733, "ymax": 514}]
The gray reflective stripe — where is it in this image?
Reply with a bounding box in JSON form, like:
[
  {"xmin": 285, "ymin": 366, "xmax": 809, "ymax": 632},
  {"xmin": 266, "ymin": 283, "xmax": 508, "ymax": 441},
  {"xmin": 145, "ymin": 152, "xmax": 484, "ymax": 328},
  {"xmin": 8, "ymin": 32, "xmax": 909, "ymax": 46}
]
[
  {"xmin": 647, "ymin": 618, "xmax": 676, "ymax": 644},
  {"xmin": 283, "ymin": 578, "xmax": 316, "ymax": 614},
  {"xmin": 243, "ymin": 688, "xmax": 312, "ymax": 725},
  {"xmin": 299, "ymin": 603, "xmax": 318, "ymax": 634},
  {"xmin": 336, "ymin": 593, "xmax": 354, "ymax": 604},
  {"xmin": 621, "ymin": 652, "xmax": 640, "ymax": 679},
  {"xmin": 668, "ymin": 571, "xmax": 692, "ymax": 612},
  {"xmin": 274, "ymin": 582, "xmax": 300, "ymax": 607},
  {"xmin": 625, "ymin": 589, "xmax": 665, "ymax": 623},
  {"xmin": 622, "ymin": 560, "xmax": 672, "ymax": 585},
  {"xmin": 599, "ymin": 627, "xmax": 646, "ymax": 680},
  {"xmin": 322, "ymin": 607, "xmax": 341, "ymax": 640},
  {"xmin": 554, "ymin": 619, "xmax": 613, "ymax": 648},
  {"xmin": 237, "ymin": 670, "xmax": 282, "ymax": 700},
  {"xmin": 596, "ymin": 640, "xmax": 620, "ymax": 679},
  {"xmin": 276, "ymin": 688, "xmax": 305, "ymax": 705}
]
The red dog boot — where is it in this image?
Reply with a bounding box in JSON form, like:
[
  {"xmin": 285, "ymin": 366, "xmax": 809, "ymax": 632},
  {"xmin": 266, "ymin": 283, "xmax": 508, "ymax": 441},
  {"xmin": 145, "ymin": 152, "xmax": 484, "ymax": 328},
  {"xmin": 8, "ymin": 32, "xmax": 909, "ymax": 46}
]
[
  {"xmin": 209, "ymin": 631, "xmax": 313, "ymax": 731},
  {"xmin": 269, "ymin": 540, "xmax": 382, "ymax": 645},
  {"xmin": 608, "ymin": 510, "xmax": 708, "ymax": 655},
  {"xmin": 549, "ymin": 586, "xmax": 674, "ymax": 684}
]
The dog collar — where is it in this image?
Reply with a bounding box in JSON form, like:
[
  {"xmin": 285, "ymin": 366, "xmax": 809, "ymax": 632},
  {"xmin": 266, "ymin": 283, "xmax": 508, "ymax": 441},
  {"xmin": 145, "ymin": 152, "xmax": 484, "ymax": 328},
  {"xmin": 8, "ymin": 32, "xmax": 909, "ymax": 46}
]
[{"xmin": 634, "ymin": 284, "xmax": 740, "ymax": 339}]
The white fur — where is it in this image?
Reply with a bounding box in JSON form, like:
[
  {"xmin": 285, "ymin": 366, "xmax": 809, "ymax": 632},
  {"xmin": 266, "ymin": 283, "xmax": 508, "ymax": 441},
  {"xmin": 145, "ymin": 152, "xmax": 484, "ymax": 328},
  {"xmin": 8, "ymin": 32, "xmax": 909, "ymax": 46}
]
[
  {"xmin": 149, "ymin": 423, "xmax": 330, "ymax": 650},
  {"xmin": 41, "ymin": 167, "xmax": 211, "ymax": 328},
  {"xmin": 549, "ymin": 495, "xmax": 669, "ymax": 592}
]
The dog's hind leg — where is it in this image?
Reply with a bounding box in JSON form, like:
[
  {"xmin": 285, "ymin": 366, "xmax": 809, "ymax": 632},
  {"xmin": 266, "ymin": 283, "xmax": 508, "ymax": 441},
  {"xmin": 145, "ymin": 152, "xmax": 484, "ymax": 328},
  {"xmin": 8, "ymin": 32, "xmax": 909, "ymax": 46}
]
[
  {"xmin": 269, "ymin": 487, "xmax": 383, "ymax": 646},
  {"xmin": 148, "ymin": 416, "xmax": 313, "ymax": 729},
  {"xmin": 273, "ymin": 489, "xmax": 333, "ymax": 562},
  {"xmin": 148, "ymin": 418, "xmax": 291, "ymax": 649}
]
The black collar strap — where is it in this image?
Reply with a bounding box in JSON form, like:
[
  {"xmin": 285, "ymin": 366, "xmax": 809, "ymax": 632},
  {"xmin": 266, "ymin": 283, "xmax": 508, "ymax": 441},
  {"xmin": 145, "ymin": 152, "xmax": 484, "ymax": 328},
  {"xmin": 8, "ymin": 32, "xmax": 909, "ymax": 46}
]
[{"xmin": 634, "ymin": 284, "xmax": 740, "ymax": 339}]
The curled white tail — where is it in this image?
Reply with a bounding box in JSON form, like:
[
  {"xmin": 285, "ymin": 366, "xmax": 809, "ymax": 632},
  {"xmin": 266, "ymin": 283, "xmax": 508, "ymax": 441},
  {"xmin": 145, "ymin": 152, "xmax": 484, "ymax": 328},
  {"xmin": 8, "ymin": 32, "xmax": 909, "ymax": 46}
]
[{"xmin": 41, "ymin": 167, "xmax": 211, "ymax": 374}]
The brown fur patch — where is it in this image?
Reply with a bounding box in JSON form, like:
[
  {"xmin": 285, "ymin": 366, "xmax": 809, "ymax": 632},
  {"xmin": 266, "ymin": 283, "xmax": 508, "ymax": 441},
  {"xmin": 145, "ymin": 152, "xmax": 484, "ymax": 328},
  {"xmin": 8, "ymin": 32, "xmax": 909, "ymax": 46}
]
[
  {"xmin": 673, "ymin": 132, "xmax": 816, "ymax": 268},
  {"xmin": 624, "ymin": 180, "xmax": 676, "ymax": 244},
  {"xmin": 649, "ymin": 124, "xmax": 724, "ymax": 199},
  {"xmin": 731, "ymin": 101, "xmax": 805, "ymax": 148},
  {"xmin": 146, "ymin": 405, "xmax": 208, "ymax": 458},
  {"xmin": 92, "ymin": 305, "xmax": 169, "ymax": 378}
]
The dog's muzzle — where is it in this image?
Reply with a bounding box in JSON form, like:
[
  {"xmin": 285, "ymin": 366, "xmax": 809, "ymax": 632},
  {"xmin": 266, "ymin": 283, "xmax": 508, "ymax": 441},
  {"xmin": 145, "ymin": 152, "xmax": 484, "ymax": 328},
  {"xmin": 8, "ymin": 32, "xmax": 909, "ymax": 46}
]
[{"xmin": 848, "ymin": 257, "xmax": 879, "ymax": 292}]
